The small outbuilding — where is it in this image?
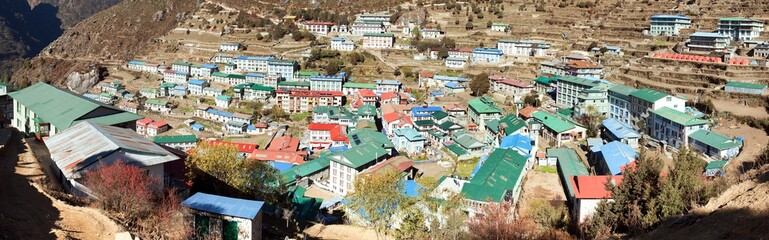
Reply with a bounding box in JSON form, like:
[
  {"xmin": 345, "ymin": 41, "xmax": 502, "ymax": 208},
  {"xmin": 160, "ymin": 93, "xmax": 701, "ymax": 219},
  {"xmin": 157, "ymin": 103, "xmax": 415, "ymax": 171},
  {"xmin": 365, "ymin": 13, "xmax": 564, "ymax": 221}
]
[{"xmin": 183, "ymin": 192, "xmax": 264, "ymax": 240}]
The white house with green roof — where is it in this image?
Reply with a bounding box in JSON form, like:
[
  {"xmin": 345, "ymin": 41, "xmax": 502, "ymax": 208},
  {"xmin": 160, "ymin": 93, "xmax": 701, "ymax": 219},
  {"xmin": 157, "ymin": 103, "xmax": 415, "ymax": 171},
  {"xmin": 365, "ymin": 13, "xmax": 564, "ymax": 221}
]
[
  {"xmin": 574, "ymin": 83, "xmax": 612, "ymax": 117},
  {"xmin": 233, "ymin": 83, "xmax": 275, "ymax": 101},
  {"xmin": 467, "ymin": 97, "xmax": 502, "ymax": 130},
  {"xmin": 485, "ymin": 114, "xmax": 529, "ymax": 147},
  {"xmin": 140, "ymin": 88, "xmax": 159, "ymax": 99},
  {"xmin": 212, "ymin": 72, "xmax": 247, "ymax": 86},
  {"xmin": 629, "ymin": 88, "xmax": 685, "ymax": 131},
  {"xmin": 490, "ymin": 22, "xmax": 509, "ymax": 32},
  {"xmin": 342, "ymin": 82, "xmax": 377, "ymax": 95},
  {"xmin": 281, "ymin": 154, "xmax": 331, "ymax": 187},
  {"xmin": 268, "ymin": 60, "xmax": 298, "ymax": 81},
  {"xmin": 10, "ymin": 82, "xmax": 143, "ymax": 138},
  {"xmin": 215, "ymin": 95, "xmax": 232, "ymax": 108},
  {"xmin": 313, "ymin": 106, "xmax": 358, "ymax": 127},
  {"xmin": 724, "ymin": 81, "xmax": 767, "ymax": 95},
  {"xmin": 328, "ymin": 143, "xmax": 390, "ymax": 195},
  {"xmin": 555, "ymin": 76, "xmax": 603, "ymax": 108},
  {"xmin": 532, "ymin": 111, "xmax": 586, "ymax": 147},
  {"xmin": 461, "ymin": 148, "xmax": 528, "ymax": 217},
  {"xmin": 450, "ymin": 131, "xmax": 486, "ymax": 154},
  {"xmin": 393, "ymin": 128, "xmax": 427, "ymax": 156},
  {"xmin": 649, "ymin": 107, "xmax": 709, "ymax": 148},
  {"xmin": 145, "ymin": 99, "xmax": 171, "ymax": 114},
  {"xmin": 153, "ymin": 135, "xmax": 198, "ymax": 150},
  {"xmin": 688, "ymin": 129, "xmax": 741, "ymax": 160}
]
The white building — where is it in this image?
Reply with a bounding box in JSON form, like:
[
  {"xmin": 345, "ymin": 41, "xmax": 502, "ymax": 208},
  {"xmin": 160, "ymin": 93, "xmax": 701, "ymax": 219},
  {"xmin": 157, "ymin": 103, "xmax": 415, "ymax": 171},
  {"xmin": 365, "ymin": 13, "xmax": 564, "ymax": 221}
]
[
  {"xmin": 648, "ymin": 107, "xmax": 709, "ymax": 148},
  {"xmin": 497, "ymin": 40, "xmax": 552, "ymax": 57},
  {"xmin": 556, "ymin": 76, "xmax": 604, "ymax": 108},
  {"xmin": 362, "ymin": 33, "xmax": 395, "ymax": 49},
  {"xmin": 331, "ymin": 37, "xmax": 356, "ymax": 51},
  {"xmin": 608, "ymin": 84, "xmax": 637, "ymax": 125},
  {"xmin": 303, "ymin": 21, "xmax": 335, "ymax": 35},
  {"xmin": 191, "ymin": 64, "xmax": 218, "ymax": 78},
  {"xmin": 220, "ymin": 42, "xmax": 241, "ymax": 52},
  {"xmin": 310, "ymin": 73, "xmax": 346, "ymax": 92},
  {"xmin": 649, "ymin": 14, "xmax": 692, "ymax": 36},
  {"xmin": 471, "ymin": 48, "xmax": 504, "ymax": 64},
  {"xmin": 445, "ymin": 57, "xmax": 467, "ymax": 69},
  {"xmin": 233, "ymin": 56, "xmax": 275, "ymax": 73},
  {"xmin": 171, "ymin": 62, "xmax": 193, "ymax": 73},
  {"xmin": 153, "ymin": 135, "xmax": 198, "ymax": 151},
  {"xmin": 629, "ymin": 88, "xmax": 686, "ymax": 131},
  {"xmin": 215, "ymin": 95, "xmax": 232, "ymax": 108},
  {"xmin": 717, "ymin": 17, "xmax": 764, "ymax": 41},
  {"xmin": 570, "ymin": 175, "xmax": 623, "ymax": 223},
  {"xmin": 490, "ymin": 23, "xmax": 509, "ymax": 32},
  {"xmin": 267, "ymin": 60, "xmax": 297, "ymax": 81},
  {"xmin": 375, "ymin": 79, "xmax": 401, "ymax": 93},
  {"xmin": 351, "ymin": 20, "xmax": 386, "ymax": 36},
  {"xmin": 275, "ymin": 90, "xmax": 344, "ymax": 113},
  {"xmin": 489, "ymin": 76, "xmax": 535, "ymax": 96},
  {"xmin": 688, "ymin": 32, "xmax": 732, "ymax": 52},
  {"xmin": 163, "ymin": 70, "xmax": 189, "ymax": 84},
  {"xmin": 421, "ymin": 29, "xmax": 443, "ymax": 39},
  {"xmin": 328, "ymin": 143, "xmax": 390, "ymax": 195}
]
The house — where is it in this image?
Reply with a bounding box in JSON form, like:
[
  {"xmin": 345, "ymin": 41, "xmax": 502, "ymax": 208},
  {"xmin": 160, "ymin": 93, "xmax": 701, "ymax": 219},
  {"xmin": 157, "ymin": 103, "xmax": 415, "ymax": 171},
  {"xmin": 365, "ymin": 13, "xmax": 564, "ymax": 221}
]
[
  {"xmin": 717, "ymin": 17, "xmax": 764, "ymax": 41},
  {"xmin": 267, "ymin": 59, "xmax": 298, "ymax": 81},
  {"xmin": 280, "ymin": 154, "xmax": 331, "ymax": 187},
  {"xmin": 471, "ymin": 48, "xmax": 504, "ymax": 64},
  {"xmin": 147, "ymin": 120, "xmax": 169, "ymax": 136},
  {"xmin": 450, "ymin": 131, "xmax": 486, "ymax": 154},
  {"xmin": 145, "ymin": 99, "xmax": 171, "ymax": 114},
  {"xmin": 375, "ymin": 79, "xmax": 402, "ymax": 93},
  {"xmin": 310, "ymin": 73, "xmax": 346, "ymax": 92},
  {"xmin": 382, "ymin": 111, "xmax": 414, "ymax": 136},
  {"xmin": 224, "ymin": 63, "xmax": 237, "ymax": 73},
  {"xmin": 275, "ymin": 90, "xmax": 344, "ymax": 113},
  {"xmin": 304, "ymin": 21, "xmax": 335, "ymax": 35},
  {"xmin": 490, "ymin": 22, "xmax": 509, "ymax": 32},
  {"xmin": 233, "ymin": 55, "xmax": 275, "ymax": 73},
  {"xmin": 188, "ymin": 79, "xmax": 209, "ymax": 95},
  {"xmin": 46, "ymin": 121, "xmax": 182, "ymax": 194},
  {"xmin": 171, "ymin": 86, "xmax": 188, "ymax": 98},
  {"xmin": 754, "ymin": 43, "xmax": 769, "ymax": 58},
  {"xmin": 687, "ymin": 32, "xmax": 732, "ymax": 52},
  {"xmin": 140, "ymin": 88, "xmax": 160, "ymax": 99},
  {"xmin": 215, "ymin": 95, "xmax": 232, "ymax": 108},
  {"xmin": 445, "ymin": 57, "xmax": 467, "ymax": 69},
  {"xmin": 328, "ymin": 143, "xmax": 390, "ymax": 195},
  {"xmin": 704, "ymin": 161, "xmax": 728, "ymax": 177},
  {"xmin": 212, "ymin": 53, "xmax": 234, "ymax": 64},
  {"xmin": 342, "ymin": 82, "xmax": 377, "ymax": 95},
  {"xmin": 99, "ymin": 81, "xmax": 124, "ymax": 95},
  {"xmin": 308, "ymin": 123, "xmax": 349, "ymax": 149},
  {"xmin": 127, "ymin": 60, "xmax": 160, "ymax": 73},
  {"xmin": 351, "ymin": 20, "xmax": 385, "ymax": 36},
  {"xmin": 245, "ymin": 73, "xmax": 275, "ymax": 87},
  {"xmin": 688, "ymin": 129, "xmax": 742, "ymax": 160},
  {"xmin": 649, "ymin": 107, "xmax": 709, "ymax": 148},
  {"xmin": 608, "ymin": 84, "xmax": 637, "ymax": 125},
  {"xmin": 191, "ymin": 64, "xmax": 219, "ymax": 78},
  {"xmin": 312, "ymin": 106, "xmax": 358, "ymax": 126},
  {"xmin": 356, "ymin": 104, "xmax": 377, "ymax": 121},
  {"xmin": 556, "ymin": 76, "xmax": 603, "ymax": 108},
  {"xmin": 550, "ymin": 147, "xmax": 589, "ymax": 201},
  {"xmin": 601, "ymin": 118, "xmax": 640, "ymax": 149},
  {"xmin": 97, "ymin": 93, "xmax": 116, "ymax": 104},
  {"xmin": 393, "ymin": 128, "xmax": 427, "ymax": 155},
  {"xmin": 159, "ymin": 83, "xmax": 176, "ymax": 97},
  {"xmin": 724, "ymin": 81, "xmax": 767, "ymax": 95},
  {"xmin": 267, "ymin": 136, "xmax": 301, "ymax": 152},
  {"xmin": 649, "ymin": 14, "xmax": 691, "ymax": 36},
  {"xmin": 171, "ymin": 61, "xmax": 193, "ymax": 73},
  {"xmin": 489, "ymin": 76, "xmax": 535, "ymax": 96},
  {"xmin": 496, "ymin": 40, "xmax": 551, "ymax": 57},
  {"xmin": 212, "ymin": 72, "xmax": 247, "ymax": 86},
  {"xmin": 570, "ymin": 175, "xmax": 623, "ymax": 223},
  {"xmin": 136, "ymin": 118, "xmax": 153, "ymax": 135},
  {"xmin": 247, "ymin": 122, "xmax": 269, "ymax": 135},
  {"xmin": 461, "ymin": 148, "xmax": 528, "ymax": 217},
  {"xmin": 117, "ymin": 102, "xmax": 139, "ymax": 114},
  {"xmin": 220, "ymin": 42, "xmax": 241, "ymax": 51},
  {"xmin": 629, "ymin": 88, "xmax": 685, "ymax": 131},
  {"xmin": 10, "ymin": 82, "xmax": 143, "ymax": 138},
  {"xmin": 499, "ymin": 134, "xmax": 534, "ymax": 158},
  {"xmin": 331, "ymin": 37, "xmax": 356, "ymax": 51},
  {"xmin": 573, "ymin": 83, "xmax": 612, "ymax": 117},
  {"xmin": 412, "ymin": 106, "xmax": 443, "ymax": 121},
  {"xmin": 594, "ymin": 141, "xmax": 637, "ymax": 175},
  {"xmin": 347, "ymin": 128, "xmax": 395, "ymax": 154},
  {"xmin": 234, "ymin": 83, "xmax": 275, "ymax": 101},
  {"xmin": 564, "ymin": 60, "xmax": 604, "ymax": 79},
  {"xmin": 421, "ymin": 29, "xmax": 442, "ymax": 39},
  {"xmin": 153, "ymin": 135, "xmax": 198, "ymax": 151},
  {"xmin": 182, "ymin": 192, "xmax": 264, "ymax": 240},
  {"xmin": 467, "ymin": 97, "xmax": 502, "ymax": 130},
  {"xmin": 293, "ymin": 71, "xmax": 320, "ymax": 82},
  {"xmin": 380, "ymin": 92, "xmax": 400, "ymax": 105},
  {"xmin": 533, "ymin": 111, "xmax": 586, "ymax": 147},
  {"xmin": 362, "ymin": 33, "xmax": 395, "ymax": 49},
  {"xmin": 203, "ymin": 87, "xmax": 225, "ymax": 98},
  {"xmin": 485, "ymin": 114, "xmax": 528, "ymax": 147},
  {"xmin": 533, "ymin": 76, "xmax": 557, "ymax": 94},
  {"xmin": 163, "ymin": 69, "xmax": 189, "ymax": 84}
]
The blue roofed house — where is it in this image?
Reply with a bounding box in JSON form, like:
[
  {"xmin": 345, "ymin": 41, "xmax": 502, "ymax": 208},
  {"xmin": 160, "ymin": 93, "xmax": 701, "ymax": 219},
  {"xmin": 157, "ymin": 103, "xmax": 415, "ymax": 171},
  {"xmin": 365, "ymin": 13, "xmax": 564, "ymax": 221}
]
[
  {"xmin": 472, "ymin": 48, "xmax": 504, "ymax": 64},
  {"xmin": 499, "ymin": 134, "xmax": 535, "ymax": 159},
  {"xmin": 171, "ymin": 86, "xmax": 188, "ymax": 98},
  {"xmin": 411, "ymin": 106, "xmax": 443, "ymax": 121},
  {"xmin": 443, "ymin": 82, "xmax": 466, "ymax": 93},
  {"xmin": 192, "ymin": 63, "xmax": 219, "ymax": 78},
  {"xmin": 688, "ymin": 129, "xmax": 742, "ymax": 160},
  {"xmin": 649, "ymin": 14, "xmax": 691, "ymax": 36},
  {"xmin": 183, "ymin": 192, "xmax": 264, "ymax": 240},
  {"xmin": 393, "ymin": 128, "xmax": 427, "ymax": 156},
  {"xmin": 419, "ymin": 74, "xmax": 469, "ymax": 88},
  {"xmin": 375, "ymin": 79, "xmax": 402, "ymax": 93},
  {"xmin": 233, "ymin": 55, "xmax": 275, "ymax": 72},
  {"xmin": 163, "ymin": 69, "xmax": 189, "ymax": 84},
  {"xmin": 188, "ymin": 79, "xmax": 210, "ymax": 96},
  {"xmin": 461, "ymin": 148, "xmax": 528, "ymax": 217},
  {"xmin": 594, "ymin": 141, "xmax": 637, "ymax": 175},
  {"xmin": 601, "ymin": 118, "xmax": 640, "ymax": 149}
]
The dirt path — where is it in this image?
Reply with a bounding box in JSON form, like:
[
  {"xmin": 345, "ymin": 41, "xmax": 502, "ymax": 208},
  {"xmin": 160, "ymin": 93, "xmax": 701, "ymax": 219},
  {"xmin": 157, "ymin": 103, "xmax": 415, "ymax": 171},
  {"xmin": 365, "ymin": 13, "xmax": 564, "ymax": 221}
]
[
  {"xmin": 0, "ymin": 132, "xmax": 123, "ymax": 240},
  {"xmin": 303, "ymin": 224, "xmax": 387, "ymax": 240}
]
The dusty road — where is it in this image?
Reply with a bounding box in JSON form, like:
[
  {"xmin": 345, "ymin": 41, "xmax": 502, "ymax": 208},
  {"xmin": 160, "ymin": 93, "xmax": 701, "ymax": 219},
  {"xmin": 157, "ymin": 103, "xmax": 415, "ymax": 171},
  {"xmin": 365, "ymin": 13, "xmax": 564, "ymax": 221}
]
[{"xmin": 0, "ymin": 132, "xmax": 123, "ymax": 240}]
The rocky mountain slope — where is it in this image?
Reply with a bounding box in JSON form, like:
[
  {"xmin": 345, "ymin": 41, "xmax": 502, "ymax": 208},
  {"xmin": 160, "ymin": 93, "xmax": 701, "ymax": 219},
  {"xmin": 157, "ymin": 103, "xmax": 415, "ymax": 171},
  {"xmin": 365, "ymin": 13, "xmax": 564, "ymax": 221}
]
[{"xmin": 10, "ymin": 0, "xmax": 197, "ymax": 87}]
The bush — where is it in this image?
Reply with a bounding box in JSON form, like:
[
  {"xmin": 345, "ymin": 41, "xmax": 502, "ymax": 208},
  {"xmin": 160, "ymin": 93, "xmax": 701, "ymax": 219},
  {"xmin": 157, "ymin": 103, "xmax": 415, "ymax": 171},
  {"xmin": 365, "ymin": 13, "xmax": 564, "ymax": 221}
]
[{"xmin": 576, "ymin": 1, "xmax": 594, "ymax": 8}]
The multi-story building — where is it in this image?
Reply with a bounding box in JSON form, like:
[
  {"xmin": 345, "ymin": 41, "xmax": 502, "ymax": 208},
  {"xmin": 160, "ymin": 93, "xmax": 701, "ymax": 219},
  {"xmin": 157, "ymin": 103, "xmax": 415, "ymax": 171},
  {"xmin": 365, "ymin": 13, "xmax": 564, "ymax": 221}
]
[
  {"xmin": 565, "ymin": 60, "xmax": 604, "ymax": 79},
  {"xmin": 393, "ymin": 128, "xmax": 427, "ymax": 155},
  {"xmin": 351, "ymin": 20, "xmax": 386, "ymax": 36},
  {"xmin": 648, "ymin": 107, "xmax": 709, "ymax": 148},
  {"xmin": 342, "ymin": 82, "xmax": 377, "ymax": 95},
  {"xmin": 461, "ymin": 148, "xmax": 527, "ymax": 217},
  {"xmin": 147, "ymin": 120, "xmax": 169, "ymax": 136},
  {"xmin": 754, "ymin": 42, "xmax": 769, "ymax": 58},
  {"xmin": 649, "ymin": 14, "xmax": 692, "ymax": 36},
  {"xmin": 187, "ymin": 79, "xmax": 209, "ymax": 96},
  {"xmin": 127, "ymin": 60, "xmax": 161, "ymax": 73},
  {"xmin": 556, "ymin": 76, "xmax": 604, "ymax": 108},
  {"xmin": 203, "ymin": 87, "xmax": 224, "ymax": 97},
  {"xmin": 539, "ymin": 61, "xmax": 567, "ymax": 76},
  {"xmin": 629, "ymin": 88, "xmax": 686, "ymax": 131},
  {"xmin": 489, "ymin": 75, "xmax": 535, "ymax": 96},
  {"xmin": 163, "ymin": 69, "xmax": 189, "ymax": 84},
  {"xmin": 303, "ymin": 21, "xmax": 335, "ymax": 35},
  {"xmin": 267, "ymin": 60, "xmax": 298, "ymax": 81},
  {"xmin": 421, "ymin": 29, "xmax": 443, "ymax": 39},
  {"xmin": 717, "ymin": 17, "xmax": 764, "ymax": 41},
  {"xmin": 497, "ymin": 40, "xmax": 552, "ymax": 57},
  {"xmin": 310, "ymin": 73, "xmax": 346, "ymax": 91},
  {"xmin": 171, "ymin": 61, "xmax": 193, "ymax": 73},
  {"xmin": 687, "ymin": 32, "xmax": 732, "ymax": 52},
  {"xmin": 328, "ymin": 143, "xmax": 390, "ymax": 195},
  {"xmin": 362, "ymin": 33, "xmax": 395, "ymax": 49},
  {"xmin": 153, "ymin": 135, "xmax": 198, "ymax": 151},
  {"xmin": 356, "ymin": 13, "xmax": 391, "ymax": 22},
  {"xmin": 330, "ymin": 37, "xmax": 356, "ymax": 51},
  {"xmin": 294, "ymin": 71, "xmax": 321, "ymax": 82},
  {"xmin": 215, "ymin": 95, "xmax": 232, "ymax": 108},
  {"xmin": 212, "ymin": 72, "xmax": 247, "ymax": 86},
  {"xmin": 312, "ymin": 105, "xmax": 358, "ymax": 127},
  {"xmin": 608, "ymin": 84, "xmax": 637, "ymax": 125},
  {"xmin": 233, "ymin": 83, "xmax": 275, "ymax": 101},
  {"xmin": 375, "ymin": 79, "xmax": 401, "ymax": 93},
  {"xmin": 191, "ymin": 64, "xmax": 219, "ymax": 78},
  {"xmin": 211, "ymin": 53, "xmax": 234, "ymax": 64},
  {"xmin": 472, "ymin": 48, "xmax": 504, "ymax": 64},
  {"xmin": 467, "ymin": 97, "xmax": 502, "ymax": 130},
  {"xmin": 574, "ymin": 83, "xmax": 612, "ymax": 117},
  {"xmin": 144, "ymin": 99, "xmax": 171, "ymax": 113},
  {"xmin": 418, "ymin": 72, "xmax": 470, "ymax": 88},
  {"xmin": 307, "ymin": 123, "xmax": 348, "ymax": 149},
  {"xmin": 232, "ymin": 55, "xmax": 275, "ymax": 73},
  {"xmin": 275, "ymin": 90, "xmax": 344, "ymax": 113}
]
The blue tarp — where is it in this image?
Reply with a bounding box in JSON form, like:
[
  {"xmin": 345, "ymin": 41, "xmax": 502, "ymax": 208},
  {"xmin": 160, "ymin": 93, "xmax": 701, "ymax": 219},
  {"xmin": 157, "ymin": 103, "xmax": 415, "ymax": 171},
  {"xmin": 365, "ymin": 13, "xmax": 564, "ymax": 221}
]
[
  {"xmin": 329, "ymin": 145, "xmax": 349, "ymax": 152},
  {"xmin": 499, "ymin": 134, "xmax": 533, "ymax": 157},
  {"xmin": 404, "ymin": 180, "xmax": 422, "ymax": 197},
  {"xmin": 182, "ymin": 192, "xmax": 265, "ymax": 219},
  {"xmin": 191, "ymin": 124, "xmax": 205, "ymax": 131},
  {"xmin": 269, "ymin": 161, "xmax": 295, "ymax": 172},
  {"xmin": 470, "ymin": 154, "xmax": 490, "ymax": 178}
]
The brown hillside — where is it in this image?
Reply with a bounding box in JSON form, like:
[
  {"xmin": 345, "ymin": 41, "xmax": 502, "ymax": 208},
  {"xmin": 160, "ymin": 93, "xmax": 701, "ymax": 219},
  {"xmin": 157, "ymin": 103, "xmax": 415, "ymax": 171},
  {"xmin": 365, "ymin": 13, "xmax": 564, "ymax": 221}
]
[{"xmin": 11, "ymin": 0, "xmax": 197, "ymax": 87}]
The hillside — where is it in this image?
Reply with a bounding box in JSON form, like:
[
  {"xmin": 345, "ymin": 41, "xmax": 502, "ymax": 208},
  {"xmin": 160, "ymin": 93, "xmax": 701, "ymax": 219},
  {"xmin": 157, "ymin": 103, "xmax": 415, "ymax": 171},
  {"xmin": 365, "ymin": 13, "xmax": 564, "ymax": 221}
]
[{"xmin": 10, "ymin": 0, "xmax": 197, "ymax": 87}]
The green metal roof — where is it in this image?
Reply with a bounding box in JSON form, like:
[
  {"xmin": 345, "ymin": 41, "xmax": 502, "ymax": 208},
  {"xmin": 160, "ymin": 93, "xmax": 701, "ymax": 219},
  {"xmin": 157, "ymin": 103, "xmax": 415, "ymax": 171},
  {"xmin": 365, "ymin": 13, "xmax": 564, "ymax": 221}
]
[
  {"xmin": 534, "ymin": 76, "xmax": 557, "ymax": 85},
  {"xmin": 281, "ymin": 156, "xmax": 331, "ymax": 184},
  {"xmin": 445, "ymin": 143, "xmax": 468, "ymax": 156},
  {"xmin": 467, "ymin": 97, "xmax": 502, "ymax": 114},
  {"xmin": 630, "ymin": 88, "xmax": 668, "ymax": 102},
  {"xmin": 363, "ymin": 33, "xmax": 395, "ymax": 37},
  {"xmin": 652, "ymin": 107, "xmax": 708, "ymax": 126},
  {"xmin": 394, "ymin": 128, "xmax": 426, "ymax": 142},
  {"xmin": 249, "ymin": 84, "xmax": 275, "ymax": 92},
  {"xmin": 608, "ymin": 84, "xmax": 637, "ymax": 96},
  {"xmin": 145, "ymin": 99, "xmax": 168, "ymax": 105},
  {"xmin": 357, "ymin": 105, "xmax": 377, "ymax": 116},
  {"xmin": 725, "ymin": 81, "xmax": 767, "ymax": 90},
  {"xmin": 705, "ymin": 160, "xmax": 728, "ymax": 170},
  {"xmin": 557, "ymin": 108, "xmax": 574, "ymax": 118},
  {"xmin": 153, "ymin": 135, "xmax": 198, "ymax": 143},
  {"xmin": 532, "ymin": 111, "xmax": 575, "ymax": 133},
  {"xmin": 347, "ymin": 129, "xmax": 393, "ymax": 148},
  {"xmin": 173, "ymin": 61, "xmax": 193, "ymax": 66},
  {"xmin": 491, "ymin": 22, "xmax": 509, "ymax": 26},
  {"xmin": 414, "ymin": 119, "xmax": 436, "ymax": 127},
  {"xmin": 689, "ymin": 129, "xmax": 742, "ymax": 150},
  {"xmin": 295, "ymin": 70, "xmax": 321, "ymax": 77},
  {"xmin": 335, "ymin": 143, "xmax": 389, "ymax": 168},
  {"xmin": 140, "ymin": 88, "xmax": 159, "ymax": 94},
  {"xmin": 216, "ymin": 95, "xmax": 232, "ymax": 101},
  {"xmin": 431, "ymin": 111, "xmax": 449, "ymax": 120},
  {"xmin": 557, "ymin": 76, "xmax": 601, "ymax": 87},
  {"xmin": 487, "ymin": 114, "xmax": 526, "ymax": 135},
  {"xmin": 548, "ymin": 148, "xmax": 589, "ymax": 198},
  {"xmin": 278, "ymin": 81, "xmax": 311, "ymax": 87},
  {"xmin": 428, "ymin": 130, "xmax": 446, "ymax": 139},
  {"xmin": 268, "ymin": 59, "xmax": 297, "ymax": 66},
  {"xmin": 212, "ymin": 72, "xmax": 246, "ymax": 79},
  {"xmin": 461, "ymin": 148, "xmax": 527, "ymax": 202},
  {"xmin": 438, "ymin": 121, "xmax": 462, "ymax": 131},
  {"xmin": 160, "ymin": 82, "xmax": 177, "ymax": 88},
  {"xmin": 74, "ymin": 112, "xmax": 144, "ymax": 127},
  {"xmin": 9, "ymin": 82, "xmax": 142, "ymax": 131},
  {"xmin": 343, "ymin": 82, "xmax": 377, "ymax": 89},
  {"xmin": 451, "ymin": 131, "xmax": 485, "ymax": 149}
]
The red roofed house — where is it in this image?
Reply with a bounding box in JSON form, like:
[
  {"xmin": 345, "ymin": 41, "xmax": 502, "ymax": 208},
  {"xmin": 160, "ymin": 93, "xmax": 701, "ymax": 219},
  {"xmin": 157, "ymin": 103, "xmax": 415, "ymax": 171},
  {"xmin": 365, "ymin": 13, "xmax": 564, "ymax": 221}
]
[
  {"xmin": 208, "ymin": 140, "xmax": 258, "ymax": 157},
  {"xmin": 380, "ymin": 92, "xmax": 400, "ymax": 105},
  {"xmin": 136, "ymin": 118, "xmax": 154, "ymax": 135},
  {"xmin": 250, "ymin": 149, "xmax": 307, "ymax": 165},
  {"xmin": 489, "ymin": 75, "xmax": 535, "ymax": 96},
  {"xmin": 570, "ymin": 175, "xmax": 623, "ymax": 223},
  {"xmin": 147, "ymin": 120, "xmax": 169, "ymax": 136},
  {"xmin": 518, "ymin": 106, "xmax": 538, "ymax": 120},
  {"xmin": 358, "ymin": 156, "xmax": 420, "ymax": 180},
  {"xmin": 418, "ymin": 72, "xmax": 435, "ymax": 88},
  {"xmin": 358, "ymin": 89, "xmax": 378, "ymax": 106},
  {"xmin": 308, "ymin": 123, "xmax": 349, "ymax": 149},
  {"xmin": 267, "ymin": 136, "xmax": 301, "ymax": 152},
  {"xmin": 382, "ymin": 112, "xmax": 414, "ymax": 136},
  {"xmin": 303, "ymin": 21, "xmax": 335, "ymax": 35}
]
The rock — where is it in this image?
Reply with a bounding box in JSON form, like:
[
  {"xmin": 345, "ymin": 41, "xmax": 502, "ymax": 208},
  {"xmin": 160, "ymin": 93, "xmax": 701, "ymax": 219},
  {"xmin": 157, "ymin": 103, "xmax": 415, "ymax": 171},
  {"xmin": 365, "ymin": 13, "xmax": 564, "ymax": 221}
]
[
  {"xmin": 65, "ymin": 68, "xmax": 101, "ymax": 94},
  {"xmin": 153, "ymin": 11, "xmax": 165, "ymax": 21}
]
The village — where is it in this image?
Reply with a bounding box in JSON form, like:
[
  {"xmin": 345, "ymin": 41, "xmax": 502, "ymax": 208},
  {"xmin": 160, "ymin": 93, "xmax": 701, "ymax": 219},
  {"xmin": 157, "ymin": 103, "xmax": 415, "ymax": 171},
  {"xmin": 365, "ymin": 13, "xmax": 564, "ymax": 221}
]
[{"xmin": 3, "ymin": 1, "xmax": 769, "ymax": 239}]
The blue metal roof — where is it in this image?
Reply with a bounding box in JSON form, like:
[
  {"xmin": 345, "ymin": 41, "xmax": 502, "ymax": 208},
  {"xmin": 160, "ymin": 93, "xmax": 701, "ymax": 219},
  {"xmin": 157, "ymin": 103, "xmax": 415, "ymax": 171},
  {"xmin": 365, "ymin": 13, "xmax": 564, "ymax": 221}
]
[
  {"xmin": 651, "ymin": 14, "xmax": 691, "ymax": 20},
  {"xmin": 412, "ymin": 106, "xmax": 443, "ymax": 117},
  {"xmin": 246, "ymin": 72, "xmax": 266, "ymax": 78},
  {"xmin": 404, "ymin": 180, "xmax": 422, "ymax": 197},
  {"xmin": 434, "ymin": 75, "xmax": 469, "ymax": 82},
  {"xmin": 191, "ymin": 124, "xmax": 205, "ymax": 131},
  {"xmin": 128, "ymin": 60, "xmax": 144, "ymax": 65},
  {"xmin": 375, "ymin": 79, "xmax": 402, "ymax": 85},
  {"xmin": 602, "ymin": 118, "xmax": 640, "ymax": 139},
  {"xmin": 499, "ymin": 134, "xmax": 533, "ymax": 157},
  {"xmin": 600, "ymin": 141, "xmax": 637, "ymax": 175},
  {"xmin": 331, "ymin": 37, "xmax": 346, "ymax": 41},
  {"xmin": 173, "ymin": 86, "xmax": 187, "ymax": 90},
  {"xmin": 690, "ymin": 32, "xmax": 729, "ymax": 38},
  {"xmin": 188, "ymin": 79, "xmax": 206, "ymax": 85},
  {"xmin": 206, "ymin": 109, "xmax": 233, "ymax": 118},
  {"xmin": 431, "ymin": 91, "xmax": 445, "ymax": 97},
  {"xmin": 235, "ymin": 55, "xmax": 275, "ymax": 61},
  {"xmin": 310, "ymin": 73, "xmax": 346, "ymax": 82},
  {"xmin": 82, "ymin": 93, "xmax": 99, "ymax": 100},
  {"xmin": 269, "ymin": 161, "xmax": 296, "ymax": 172},
  {"xmin": 473, "ymin": 48, "xmax": 503, "ymax": 55},
  {"xmin": 174, "ymin": 71, "xmax": 189, "ymax": 75},
  {"xmin": 182, "ymin": 192, "xmax": 265, "ymax": 219},
  {"xmin": 444, "ymin": 82, "xmax": 464, "ymax": 89},
  {"xmin": 200, "ymin": 64, "xmax": 218, "ymax": 69}
]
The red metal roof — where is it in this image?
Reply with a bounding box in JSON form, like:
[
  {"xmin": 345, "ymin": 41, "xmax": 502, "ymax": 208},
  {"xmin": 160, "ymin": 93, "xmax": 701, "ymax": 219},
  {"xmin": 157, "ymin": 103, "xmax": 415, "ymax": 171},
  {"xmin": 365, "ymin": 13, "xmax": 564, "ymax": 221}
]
[
  {"xmin": 136, "ymin": 118, "xmax": 153, "ymax": 126},
  {"xmin": 267, "ymin": 136, "xmax": 300, "ymax": 151},
  {"xmin": 304, "ymin": 21, "xmax": 334, "ymax": 25},
  {"xmin": 380, "ymin": 92, "xmax": 398, "ymax": 100},
  {"xmin": 149, "ymin": 120, "xmax": 168, "ymax": 129},
  {"xmin": 359, "ymin": 89, "xmax": 377, "ymax": 98},
  {"xmin": 519, "ymin": 106, "xmax": 538, "ymax": 118},
  {"xmin": 330, "ymin": 125, "xmax": 348, "ymax": 141},
  {"xmin": 253, "ymin": 122, "xmax": 269, "ymax": 128},
  {"xmin": 419, "ymin": 71, "xmax": 435, "ymax": 78},
  {"xmin": 571, "ymin": 175, "xmax": 623, "ymax": 199},
  {"xmin": 249, "ymin": 149, "xmax": 306, "ymax": 164},
  {"xmin": 277, "ymin": 89, "xmax": 344, "ymax": 97},
  {"xmin": 208, "ymin": 140, "xmax": 258, "ymax": 153},
  {"xmin": 308, "ymin": 123, "xmax": 338, "ymax": 131}
]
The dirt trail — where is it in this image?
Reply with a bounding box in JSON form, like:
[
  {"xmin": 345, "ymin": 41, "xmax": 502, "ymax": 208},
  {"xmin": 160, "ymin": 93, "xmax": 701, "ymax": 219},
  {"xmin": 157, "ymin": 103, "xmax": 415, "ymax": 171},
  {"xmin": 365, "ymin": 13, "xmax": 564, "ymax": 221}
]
[{"xmin": 0, "ymin": 132, "xmax": 122, "ymax": 240}]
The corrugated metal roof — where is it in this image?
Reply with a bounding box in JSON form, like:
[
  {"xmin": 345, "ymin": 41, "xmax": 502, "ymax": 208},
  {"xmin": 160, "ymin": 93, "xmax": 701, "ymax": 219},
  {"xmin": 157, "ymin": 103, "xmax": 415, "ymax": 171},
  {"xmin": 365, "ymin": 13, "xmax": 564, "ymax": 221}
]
[
  {"xmin": 182, "ymin": 192, "xmax": 264, "ymax": 219},
  {"xmin": 45, "ymin": 122, "xmax": 179, "ymax": 179}
]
